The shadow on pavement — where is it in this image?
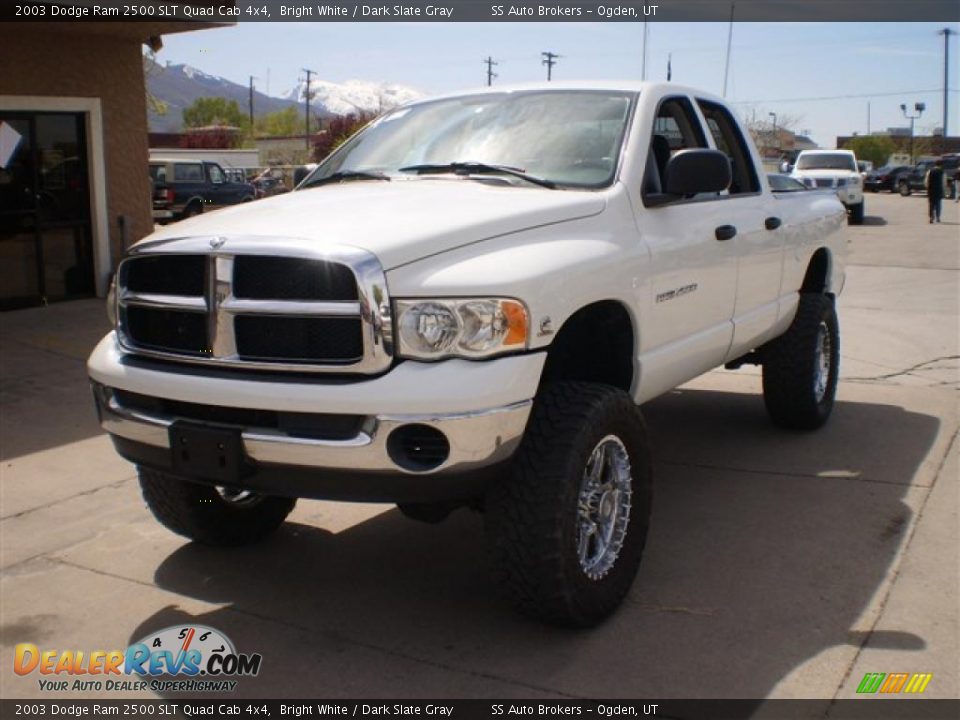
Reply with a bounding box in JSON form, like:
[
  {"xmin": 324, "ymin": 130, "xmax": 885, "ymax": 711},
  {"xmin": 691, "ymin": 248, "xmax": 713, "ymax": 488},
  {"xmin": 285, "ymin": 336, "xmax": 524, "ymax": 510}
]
[
  {"xmin": 1, "ymin": 299, "xmax": 109, "ymax": 460},
  {"xmin": 130, "ymin": 387, "xmax": 939, "ymax": 699},
  {"xmin": 861, "ymin": 216, "xmax": 887, "ymax": 226}
]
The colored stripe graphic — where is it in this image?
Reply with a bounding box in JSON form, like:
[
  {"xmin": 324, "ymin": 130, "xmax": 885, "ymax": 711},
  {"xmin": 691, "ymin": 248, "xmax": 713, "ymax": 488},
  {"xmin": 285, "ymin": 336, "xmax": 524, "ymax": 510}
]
[
  {"xmin": 880, "ymin": 672, "xmax": 910, "ymax": 693},
  {"xmin": 858, "ymin": 672, "xmax": 932, "ymax": 694},
  {"xmin": 903, "ymin": 673, "xmax": 933, "ymax": 694},
  {"xmin": 857, "ymin": 673, "xmax": 885, "ymax": 693}
]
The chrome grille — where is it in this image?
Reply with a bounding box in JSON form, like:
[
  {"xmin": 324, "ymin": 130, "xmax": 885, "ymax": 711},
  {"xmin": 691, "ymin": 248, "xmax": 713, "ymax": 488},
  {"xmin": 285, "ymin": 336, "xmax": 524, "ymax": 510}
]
[
  {"xmin": 815, "ymin": 178, "xmax": 835, "ymax": 188},
  {"xmin": 115, "ymin": 237, "xmax": 393, "ymax": 374}
]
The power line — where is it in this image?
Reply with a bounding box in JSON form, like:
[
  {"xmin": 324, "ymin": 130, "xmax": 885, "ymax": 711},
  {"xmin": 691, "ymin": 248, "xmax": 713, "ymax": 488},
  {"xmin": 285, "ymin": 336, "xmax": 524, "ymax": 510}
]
[
  {"xmin": 541, "ymin": 51, "xmax": 560, "ymax": 81},
  {"xmin": 483, "ymin": 56, "xmax": 499, "ymax": 87},
  {"xmin": 730, "ymin": 88, "xmax": 957, "ymax": 105}
]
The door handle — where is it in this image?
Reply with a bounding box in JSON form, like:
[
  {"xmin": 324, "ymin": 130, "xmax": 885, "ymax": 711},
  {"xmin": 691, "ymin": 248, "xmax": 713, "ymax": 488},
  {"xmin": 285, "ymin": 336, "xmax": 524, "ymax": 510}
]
[
  {"xmin": 765, "ymin": 216, "xmax": 782, "ymax": 230},
  {"xmin": 715, "ymin": 225, "xmax": 737, "ymax": 241}
]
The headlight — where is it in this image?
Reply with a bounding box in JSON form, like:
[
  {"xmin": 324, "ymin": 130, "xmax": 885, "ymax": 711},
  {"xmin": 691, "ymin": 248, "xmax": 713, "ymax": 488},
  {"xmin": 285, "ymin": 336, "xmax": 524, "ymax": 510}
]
[
  {"xmin": 106, "ymin": 275, "xmax": 117, "ymax": 326},
  {"xmin": 395, "ymin": 298, "xmax": 529, "ymax": 360},
  {"xmin": 836, "ymin": 178, "xmax": 847, "ymax": 187}
]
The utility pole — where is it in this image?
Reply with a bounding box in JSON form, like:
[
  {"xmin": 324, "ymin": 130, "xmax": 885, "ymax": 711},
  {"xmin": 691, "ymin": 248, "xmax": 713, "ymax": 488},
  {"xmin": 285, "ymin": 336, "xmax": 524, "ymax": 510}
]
[
  {"xmin": 248, "ymin": 75, "xmax": 257, "ymax": 130},
  {"xmin": 302, "ymin": 68, "xmax": 315, "ymax": 150},
  {"xmin": 867, "ymin": 101, "xmax": 871, "ymax": 135},
  {"xmin": 667, "ymin": 52, "xmax": 672, "ymax": 81},
  {"xmin": 541, "ymin": 52, "xmax": 559, "ymax": 81},
  {"xmin": 940, "ymin": 28, "xmax": 952, "ymax": 139},
  {"xmin": 641, "ymin": 22, "xmax": 648, "ymax": 80},
  {"xmin": 722, "ymin": 1, "xmax": 736, "ymax": 97},
  {"xmin": 483, "ymin": 56, "xmax": 499, "ymax": 86},
  {"xmin": 901, "ymin": 102, "xmax": 925, "ymax": 164}
]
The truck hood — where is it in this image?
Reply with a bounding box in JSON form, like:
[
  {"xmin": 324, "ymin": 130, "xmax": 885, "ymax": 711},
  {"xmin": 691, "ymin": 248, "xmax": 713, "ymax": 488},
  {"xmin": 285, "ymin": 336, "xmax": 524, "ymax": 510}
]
[
  {"xmin": 791, "ymin": 168, "xmax": 860, "ymax": 179},
  {"xmin": 138, "ymin": 179, "xmax": 606, "ymax": 269}
]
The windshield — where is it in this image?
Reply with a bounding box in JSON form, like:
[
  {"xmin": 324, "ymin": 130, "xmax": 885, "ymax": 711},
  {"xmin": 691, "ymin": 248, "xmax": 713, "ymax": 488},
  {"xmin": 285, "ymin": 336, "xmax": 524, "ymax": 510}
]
[
  {"xmin": 303, "ymin": 90, "xmax": 635, "ymax": 189},
  {"xmin": 796, "ymin": 153, "xmax": 857, "ymax": 171}
]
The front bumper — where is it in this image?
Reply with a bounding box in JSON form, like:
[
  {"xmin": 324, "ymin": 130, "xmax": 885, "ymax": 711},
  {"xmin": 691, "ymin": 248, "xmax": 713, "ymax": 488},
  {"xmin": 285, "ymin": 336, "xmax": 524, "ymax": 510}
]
[{"xmin": 88, "ymin": 333, "xmax": 545, "ymax": 501}]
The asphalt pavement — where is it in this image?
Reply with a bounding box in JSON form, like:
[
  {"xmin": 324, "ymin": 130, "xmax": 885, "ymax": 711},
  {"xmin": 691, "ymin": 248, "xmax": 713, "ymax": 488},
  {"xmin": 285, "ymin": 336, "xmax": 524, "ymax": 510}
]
[{"xmin": 1, "ymin": 192, "xmax": 957, "ymax": 707}]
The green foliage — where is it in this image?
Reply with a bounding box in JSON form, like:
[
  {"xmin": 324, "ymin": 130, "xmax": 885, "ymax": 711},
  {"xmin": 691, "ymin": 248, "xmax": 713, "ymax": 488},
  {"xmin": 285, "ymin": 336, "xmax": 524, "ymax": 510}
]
[
  {"xmin": 255, "ymin": 107, "xmax": 301, "ymax": 137},
  {"xmin": 845, "ymin": 135, "xmax": 897, "ymax": 167},
  {"xmin": 182, "ymin": 97, "xmax": 248, "ymax": 131}
]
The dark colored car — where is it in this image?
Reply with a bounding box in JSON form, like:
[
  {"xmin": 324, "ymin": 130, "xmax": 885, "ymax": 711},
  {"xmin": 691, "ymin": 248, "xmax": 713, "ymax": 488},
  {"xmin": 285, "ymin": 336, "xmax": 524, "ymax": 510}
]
[
  {"xmin": 894, "ymin": 156, "xmax": 960, "ymax": 197},
  {"xmin": 149, "ymin": 158, "xmax": 256, "ymax": 223},
  {"xmin": 864, "ymin": 165, "xmax": 910, "ymax": 193}
]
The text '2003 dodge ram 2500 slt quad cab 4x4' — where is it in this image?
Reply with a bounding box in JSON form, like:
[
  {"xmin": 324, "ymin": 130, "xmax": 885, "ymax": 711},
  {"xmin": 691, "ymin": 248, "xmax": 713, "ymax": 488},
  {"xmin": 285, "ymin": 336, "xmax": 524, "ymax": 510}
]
[{"xmin": 89, "ymin": 83, "xmax": 847, "ymax": 626}]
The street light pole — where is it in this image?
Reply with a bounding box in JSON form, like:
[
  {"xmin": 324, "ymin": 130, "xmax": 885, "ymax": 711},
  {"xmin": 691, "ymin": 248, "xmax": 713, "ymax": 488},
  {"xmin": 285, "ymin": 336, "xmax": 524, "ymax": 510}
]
[
  {"xmin": 900, "ymin": 102, "xmax": 926, "ymax": 164},
  {"xmin": 769, "ymin": 112, "xmax": 778, "ymax": 157}
]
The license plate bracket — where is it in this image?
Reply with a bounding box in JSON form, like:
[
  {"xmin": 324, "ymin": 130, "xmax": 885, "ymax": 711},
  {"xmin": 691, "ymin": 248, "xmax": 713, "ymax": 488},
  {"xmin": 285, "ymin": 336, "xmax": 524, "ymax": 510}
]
[{"xmin": 170, "ymin": 422, "xmax": 245, "ymax": 483}]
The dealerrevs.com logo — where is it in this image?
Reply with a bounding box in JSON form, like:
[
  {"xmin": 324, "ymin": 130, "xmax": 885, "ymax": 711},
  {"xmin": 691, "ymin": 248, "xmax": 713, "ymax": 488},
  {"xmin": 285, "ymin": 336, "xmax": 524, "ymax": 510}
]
[{"xmin": 14, "ymin": 625, "xmax": 262, "ymax": 693}]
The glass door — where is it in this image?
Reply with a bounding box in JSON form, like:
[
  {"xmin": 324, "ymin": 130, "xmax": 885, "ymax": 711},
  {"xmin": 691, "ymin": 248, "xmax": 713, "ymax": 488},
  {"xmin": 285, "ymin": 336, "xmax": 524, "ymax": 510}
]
[{"xmin": 0, "ymin": 112, "xmax": 94, "ymax": 310}]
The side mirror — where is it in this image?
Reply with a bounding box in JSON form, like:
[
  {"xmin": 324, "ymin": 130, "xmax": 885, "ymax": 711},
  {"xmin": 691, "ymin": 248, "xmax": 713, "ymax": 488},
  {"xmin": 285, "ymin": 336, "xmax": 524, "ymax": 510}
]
[{"xmin": 663, "ymin": 149, "xmax": 731, "ymax": 195}]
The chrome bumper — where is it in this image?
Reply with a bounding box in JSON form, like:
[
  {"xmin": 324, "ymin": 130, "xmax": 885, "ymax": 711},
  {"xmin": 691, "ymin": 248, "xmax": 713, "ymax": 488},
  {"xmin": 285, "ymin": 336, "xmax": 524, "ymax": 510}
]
[{"xmin": 94, "ymin": 385, "xmax": 531, "ymax": 476}]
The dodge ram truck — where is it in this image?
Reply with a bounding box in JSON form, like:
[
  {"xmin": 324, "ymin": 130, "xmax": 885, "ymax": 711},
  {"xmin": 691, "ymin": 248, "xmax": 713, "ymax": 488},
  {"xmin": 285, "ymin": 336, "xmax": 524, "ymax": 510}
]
[{"xmin": 89, "ymin": 82, "xmax": 847, "ymax": 626}]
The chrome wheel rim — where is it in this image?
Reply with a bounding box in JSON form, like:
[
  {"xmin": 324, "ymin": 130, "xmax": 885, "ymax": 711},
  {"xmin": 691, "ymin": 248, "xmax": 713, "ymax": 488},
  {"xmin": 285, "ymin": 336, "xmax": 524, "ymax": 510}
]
[
  {"xmin": 576, "ymin": 435, "xmax": 633, "ymax": 581},
  {"xmin": 813, "ymin": 321, "xmax": 832, "ymax": 403},
  {"xmin": 216, "ymin": 487, "xmax": 259, "ymax": 506}
]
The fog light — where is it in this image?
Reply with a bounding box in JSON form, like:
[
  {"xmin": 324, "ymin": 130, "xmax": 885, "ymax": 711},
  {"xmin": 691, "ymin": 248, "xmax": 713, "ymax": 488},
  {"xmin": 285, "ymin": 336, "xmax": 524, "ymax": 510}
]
[{"xmin": 386, "ymin": 424, "xmax": 450, "ymax": 472}]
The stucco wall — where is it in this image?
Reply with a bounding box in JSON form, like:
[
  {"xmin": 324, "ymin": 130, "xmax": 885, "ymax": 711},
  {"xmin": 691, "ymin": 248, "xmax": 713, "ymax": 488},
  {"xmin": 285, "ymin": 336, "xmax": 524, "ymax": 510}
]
[{"xmin": 1, "ymin": 29, "xmax": 153, "ymax": 267}]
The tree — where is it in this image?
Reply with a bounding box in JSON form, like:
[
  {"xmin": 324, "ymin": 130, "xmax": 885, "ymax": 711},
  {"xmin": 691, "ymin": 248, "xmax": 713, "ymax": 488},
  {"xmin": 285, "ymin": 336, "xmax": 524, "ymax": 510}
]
[
  {"xmin": 255, "ymin": 107, "xmax": 301, "ymax": 137},
  {"xmin": 182, "ymin": 97, "xmax": 248, "ymax": 131},
  {"xmin": 845, "ymin": 135, "xmax": 897, "ymax": 167},
  {"xmin": 312, "ymin": 111, "xmax": 377, "ymax": 162},
  {"xmin": 143, "ymin": 51, "xmax": 168, "ymax": 117}
]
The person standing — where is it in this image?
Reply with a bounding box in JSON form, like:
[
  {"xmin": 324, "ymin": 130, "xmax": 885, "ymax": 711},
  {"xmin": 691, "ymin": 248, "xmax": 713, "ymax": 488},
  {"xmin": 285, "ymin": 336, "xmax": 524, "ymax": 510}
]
[{"xmin": 925, "ymin": 159, "xmax": 945, "ymax": 223}]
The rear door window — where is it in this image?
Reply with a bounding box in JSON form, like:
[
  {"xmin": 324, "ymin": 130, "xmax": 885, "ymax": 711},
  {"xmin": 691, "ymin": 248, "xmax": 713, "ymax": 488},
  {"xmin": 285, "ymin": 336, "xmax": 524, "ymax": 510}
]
[
  {"xmin": 149, "ymin": 164, "xmax": 167, "ymax": 184},
  {"xmin": 697, "ymin": 100, "xmax": 760, "ymax": 195},
  {"xmin": 173, "ymin": 163, "xmax": 204, "ymax": 183}
]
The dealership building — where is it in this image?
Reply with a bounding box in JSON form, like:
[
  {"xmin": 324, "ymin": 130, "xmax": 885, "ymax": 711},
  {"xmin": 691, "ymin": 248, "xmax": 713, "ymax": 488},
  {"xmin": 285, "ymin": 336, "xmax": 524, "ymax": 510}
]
[{"xmin": 0, "ymin": 11, "xmax": 229, "ymax": 310}]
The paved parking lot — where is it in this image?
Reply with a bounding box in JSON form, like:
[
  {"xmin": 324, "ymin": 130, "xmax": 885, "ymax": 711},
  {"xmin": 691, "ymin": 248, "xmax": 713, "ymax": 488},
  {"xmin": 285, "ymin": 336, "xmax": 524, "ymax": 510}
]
[{"xmin": 1, "ymin": 192, "xmax": 957, "ymax": 705}]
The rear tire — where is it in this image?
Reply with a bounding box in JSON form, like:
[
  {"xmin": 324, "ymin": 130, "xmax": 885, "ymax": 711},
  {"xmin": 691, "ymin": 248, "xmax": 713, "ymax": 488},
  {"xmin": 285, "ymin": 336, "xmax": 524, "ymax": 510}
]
[
  {"xmin": 898, "ymin": 181, "xmax": 911, "ymax": 197},
  {"xmin": 138, "ymin": 467, "xmax": 295, "ymax": 546},
  {"xmin": 485, "ymin": 383, "xmax": 652, "ymax": 627},
  {"xmin": 762, "ymin": 293, "xmax": 840, "ymax": 430},
  {"xmin": 396, "ymin": 502, "xmax": 458, "ymax": 524}
]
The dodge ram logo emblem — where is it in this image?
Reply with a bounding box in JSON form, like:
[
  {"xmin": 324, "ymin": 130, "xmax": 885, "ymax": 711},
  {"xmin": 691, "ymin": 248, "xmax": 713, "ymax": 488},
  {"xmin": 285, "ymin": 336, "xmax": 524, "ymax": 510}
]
[{"xmin": 210, "ymin": 237, "xmax": 226, "ymax": 249}]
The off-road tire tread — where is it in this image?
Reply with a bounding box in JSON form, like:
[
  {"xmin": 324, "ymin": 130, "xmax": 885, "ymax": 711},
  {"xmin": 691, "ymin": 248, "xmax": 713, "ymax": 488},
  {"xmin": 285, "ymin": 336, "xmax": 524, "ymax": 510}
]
[
  {"xmin": 139, "ymin": 467, "xmax": 295, "ymax": 546},
  {"xmin": 485, "ymin": 382, "xmax": 652, "ymax": 627},
  {"xmin": 762, "ymin": 293, "xmax": 839, "ymax": 430}
]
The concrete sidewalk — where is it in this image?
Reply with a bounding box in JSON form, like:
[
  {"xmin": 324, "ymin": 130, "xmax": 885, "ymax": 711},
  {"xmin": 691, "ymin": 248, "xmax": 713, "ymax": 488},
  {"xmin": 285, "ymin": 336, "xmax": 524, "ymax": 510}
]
[{"xmin": 0, "ymin": 193, "xmax": 956, "ymax": 708}]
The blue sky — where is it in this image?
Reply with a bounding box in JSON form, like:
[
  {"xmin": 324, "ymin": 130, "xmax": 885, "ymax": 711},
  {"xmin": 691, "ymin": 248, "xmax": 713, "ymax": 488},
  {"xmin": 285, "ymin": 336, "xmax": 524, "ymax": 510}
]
[{"xmin": 159, "ymin": 21, "xmax": 958, "ymax": 148}]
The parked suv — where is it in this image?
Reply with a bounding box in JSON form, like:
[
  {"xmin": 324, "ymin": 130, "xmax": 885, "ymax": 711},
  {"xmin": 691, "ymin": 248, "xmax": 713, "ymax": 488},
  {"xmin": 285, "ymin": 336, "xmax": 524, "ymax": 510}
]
[
  {"xmin": 149, "ymin": 158, "xmax": 256, "ymax": 223},
  {"xmin": 790, "ymin": 150, "xmax": 864, "ymax": 224}
]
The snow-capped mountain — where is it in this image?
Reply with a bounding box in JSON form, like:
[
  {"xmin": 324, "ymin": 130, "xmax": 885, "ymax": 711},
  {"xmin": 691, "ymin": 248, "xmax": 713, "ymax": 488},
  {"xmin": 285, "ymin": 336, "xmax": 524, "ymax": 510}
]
[
  {"xmin": 146, "ymin": 57, "xmax": 423, "ymax": 132},
  {"xmin": 282, "ymin": 78, "xmax": 423, "ymax": 115}
]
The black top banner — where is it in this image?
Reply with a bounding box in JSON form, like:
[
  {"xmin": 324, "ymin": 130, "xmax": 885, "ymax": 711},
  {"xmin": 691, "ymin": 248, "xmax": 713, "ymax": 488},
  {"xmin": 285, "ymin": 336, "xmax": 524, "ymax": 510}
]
[{"xmin": 3, "ymin": 0, "xmax": 960, "ymax": 22}]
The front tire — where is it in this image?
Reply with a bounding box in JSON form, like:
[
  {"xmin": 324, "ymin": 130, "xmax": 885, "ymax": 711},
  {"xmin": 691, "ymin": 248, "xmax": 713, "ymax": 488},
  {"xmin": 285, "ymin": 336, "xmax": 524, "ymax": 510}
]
[
  {"xmin": 762, "ymin": 293, "xmax": 840, "ymax": 430},
  {"xmin": 139, "ymin": 467, "xmax": 296, "ymax": 546},
  {"xmin": 485, "ymin": 383, "xmax": 652, "ymax": 627},
  {"xmin": 898, "ymin": 181, "xmax": 911, "ymax": 197}
]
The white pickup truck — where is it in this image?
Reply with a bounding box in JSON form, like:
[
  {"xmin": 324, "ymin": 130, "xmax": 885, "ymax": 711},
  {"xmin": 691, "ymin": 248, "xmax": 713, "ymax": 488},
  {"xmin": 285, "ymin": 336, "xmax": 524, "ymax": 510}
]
[
  {"xmin": 790, "ymin": 149, "xmax": 865, "ymax": 225},
  {"xmin": 89, "ymin": 82, "xmax": 847, "ymax": 626}
]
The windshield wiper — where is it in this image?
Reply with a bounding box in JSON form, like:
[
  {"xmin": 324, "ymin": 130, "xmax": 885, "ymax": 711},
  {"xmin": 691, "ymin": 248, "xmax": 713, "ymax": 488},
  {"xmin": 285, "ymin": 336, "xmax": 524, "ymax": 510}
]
[
  {"xmin": 302, "ymin": 170, "xmax": 391, "ymax": 188},
  {"xmin": 398, "ymin": 162, "xmax": 556, "ymax": 189}
]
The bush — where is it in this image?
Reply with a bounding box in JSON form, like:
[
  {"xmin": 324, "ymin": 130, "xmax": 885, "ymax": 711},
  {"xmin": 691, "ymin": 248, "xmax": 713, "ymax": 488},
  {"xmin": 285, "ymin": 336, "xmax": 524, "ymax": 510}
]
[{"xmin": 312, "ymin": 111, "xmax": 377, "ymax": 162}]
